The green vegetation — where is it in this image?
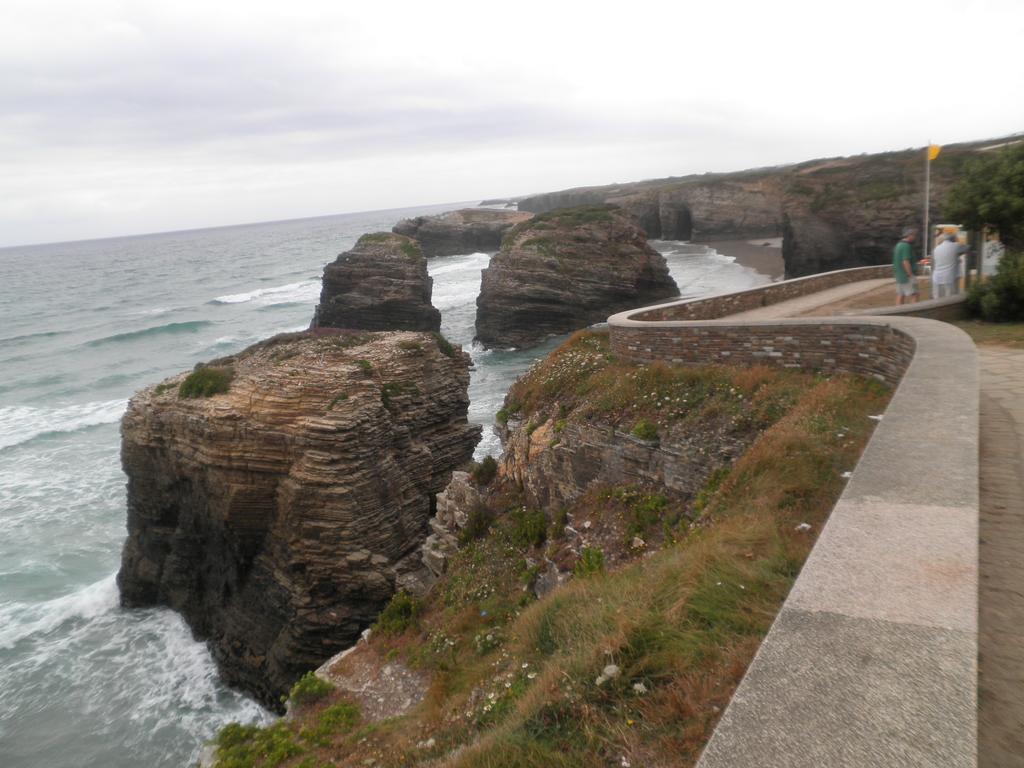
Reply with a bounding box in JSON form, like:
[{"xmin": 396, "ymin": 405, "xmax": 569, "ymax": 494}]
[
  {"xmin": 179, "ymin": 366, "xmax": 234, "ymax": 399},
  {"xmin": 496, "ymin": 402, "xmax": 520, "ymax": 425},
  {"xmin": 215, "ymin": 721, "xmax": 302, "ymax": 768},
  {"xmin": 210, "ymin": 332, "xmax": 891, "ymax": 768},
  {"xmin": 326, "ymin": 392, "xmax": 348, "ymax": 411},
  {"xmin": 471, "ymin": 455, "xmax": 498, "ymax": 486},
  {"xmin": 153, "ymin": 382, "xmax": 173, "ymax": 395},
  {"xmin": 374, "ymin": 591, "xmax": 423, "ymax": 636},
  {"xmin": 397, "ymin": 340, "xmax": 423, "ymax": 352},
  {"xmin": 631, "ymin": 419, "xmax": 658, "ymax": 440},
  {"xmin": 356, "ymin": 359, "xmax": 373, "ymax": 374},
  {"xmin": 288, "ymin": 672, "xmax": 334, "ymax": 706},
  {"xmin": 965, "ymin": 250, "xmax": 1024, "ymax": 322},
  {"xmin": 510, "ymin": 507, "xmax": 547, "ymax": 548},
  {"xmin": 432, "ymin": 332, "xmax": 456, "ymax": 358},
  {"xmin": 573, "ymin": 546, "xmax": 605, "ymax": 577},
  {"xmin": 953, "ymin": 319, "xmax": 1024, "ymax": 348},
  {"xmin": 945, "ymin": 141, "xmax": 1024, "ymax": 250}
]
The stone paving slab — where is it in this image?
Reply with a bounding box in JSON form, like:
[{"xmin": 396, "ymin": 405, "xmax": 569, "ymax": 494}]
[
  {"xmin": 724, "ymin": 278, "xmax": 893, "ymax": 320},
  {"xmin": 978, "ymin": 347, "xmax": 1024, "ymax": 767},
  {"xmin": 698, "ymin": 609, "xmax": 976, "ymax": 768}
]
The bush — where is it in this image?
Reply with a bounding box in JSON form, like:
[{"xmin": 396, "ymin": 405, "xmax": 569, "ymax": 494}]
[
  {"xmin": 472, "ymin": 456, "xmax": 498, "ymax": 486},
  {"xmin": 374, "ymin": 590, "xmax": 423, "ymax": 636},
  {"xmin": 287, "ymin": 671, "xmax": 334, "ymax": 705},
  {"xmin": 574, "ymin": 547, "xmax": 605, "ymax": 577},
  {"xmin": 433, "ymin": 332, "xmax": 456, "ymax": 358},
  {"xmin": 510, "ymin": 507, "xmax": 547, "ymax": 548},
  {"xmin": 967, "ymin": 251, "xmax": 1024, "ymax": 322},
  {"xmin": 179, "ymin": 366, "xmax": 234, "ymax": 398},
  {"xmin": 460, "ymin": 502, "xmax": 494, "ymax": 544},
  {"xmin": 631, "ymin": 419, "xmax": 658, "ymax": 441}
]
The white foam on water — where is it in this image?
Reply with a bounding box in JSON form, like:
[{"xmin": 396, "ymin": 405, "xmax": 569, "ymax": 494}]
[
  {"xmin": 0, "ymin": 399, "xmax": 128, "ymax": 451},
  {"xmin": 0, "ymin": 575, "xmax": 119, "ymax": 649},
  {"xmin": 212, "ymin": 280, "xmax": 320, "ymax": 306}
]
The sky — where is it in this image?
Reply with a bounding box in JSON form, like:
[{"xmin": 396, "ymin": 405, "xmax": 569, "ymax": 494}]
[{"xmin": 1, "ymin": 0, "xmax": 1022, "ymax": 247}]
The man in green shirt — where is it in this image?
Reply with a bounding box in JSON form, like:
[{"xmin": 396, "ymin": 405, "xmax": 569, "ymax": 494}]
[{"xmin": 893, "ymin": 227, "xmax": 919, "ymax": 305}]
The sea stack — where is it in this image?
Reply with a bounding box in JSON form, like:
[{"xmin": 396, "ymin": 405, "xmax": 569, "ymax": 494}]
[
  {"xmin": 311, "ymin": 232, "xmax": 441, "ymax": 331},
  {"xmin": 474, "ymin": 205, "xmax": 678, "ymax": 349},
  {"xmin": 117, "ymin": 330, "xmax": 480, "ymax": 709},
  {"xmin": 392, "ymin": 208, "xmax": 532, "ymax": 257}
]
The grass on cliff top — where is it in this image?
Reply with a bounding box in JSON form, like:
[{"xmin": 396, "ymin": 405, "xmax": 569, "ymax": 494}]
[
  {"xmin": 358, "ymin": 231, "xmax": 422, "ymax": 259},
  {"xmin": 178, "ymin": 366, "xmax": 234, "ymax": 399},
  {"xmin": 502, "ymin": 331, "xmax": 814, "ymax": 437},
  {"xmin": 502, "ymin": 204, "xmax": 620, "ymax": 246},
  {"xmin": 954, "ymin": 319, "xmax": 1024, "ymax": 349},
  {"xmin": 211, "ymin": 339, "xmax": 890, "ymax": 768}
]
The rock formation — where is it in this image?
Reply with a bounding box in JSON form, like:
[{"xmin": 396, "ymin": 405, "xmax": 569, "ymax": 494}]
[
  {"xmin": 311, "ymin": 233, "xmax": 441, "ymax": 331},
  {"xmin": 516, "ymin": 137, "xmax": 1012, "ymax": 277},
  {"xmin": 391, "ymin": 208, "xmax": 532, "ymax": 257},
  {"xmin": 474, "ymin": 205, "xmax": 678, "ymax": 349},
  {"xmin": 117, "ymin": 329, "xmax": 479, "ymax": 709}
]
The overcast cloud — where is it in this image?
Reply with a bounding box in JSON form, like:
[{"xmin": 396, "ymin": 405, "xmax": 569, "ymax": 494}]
[{"xmin": 1, "ymin": 0, "xmax": 1021, "ymax": 246}]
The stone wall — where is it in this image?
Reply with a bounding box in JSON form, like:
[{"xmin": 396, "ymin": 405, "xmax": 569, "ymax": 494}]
[
  {"xmin": 606, "ymin": 277, "xmax": 979, "ymax": 767},
  {"xmin": 636, "ymin": 265, "xmax": 891, "ymax": 322}
]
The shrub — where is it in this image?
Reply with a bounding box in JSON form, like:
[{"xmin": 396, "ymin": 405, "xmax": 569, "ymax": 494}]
[
  {"xmin": 356, "ymin": 359, "xmax": 373, "ymax": 374},
  {"xmin": 460, "ymin": 502, "xmax": 494, "ymax": 544},
  {"xmin": 496, "ymin": 402, "xmax": 520, "ymax": 426},
  {"xmin": 966, "ymin": 251, "xmax": 1024, "ymax": 322},
  {"xmin": 179, "ymin": 366, "xmax": 234, "ymax": 399},
  {"xmin": 374, "ymin": 590, "xmax": 423, "ymax": 636},
  {"xmin": 472, "ymin": 456, "xmax": 498, "ymax": 486},
  {"xmin": 631, "ymin": 419, "xmax": 658, "ymax": 441},
  {"xmin": 288, "ymin": 671, "xmax": 334, "ymax": 705},
  {"xmin": 511, "ymin": 507, "xmax": 547, "ymax": 548},
  {"xmin": 215, "ymin": 721, "xmax": 301, "ymax": 768},
  {"xmin": 433, "ymin": 332, "xmax": 456, "ymax": 358},
  {"xmin": 574, "ymin": 547, "xmax": 605, "ymax": 577}
]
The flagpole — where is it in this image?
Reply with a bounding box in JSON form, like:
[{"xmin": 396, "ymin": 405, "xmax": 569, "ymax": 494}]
[{"xmin": 923, "ymin": 141, "xmax": 931, "ymax": 259}]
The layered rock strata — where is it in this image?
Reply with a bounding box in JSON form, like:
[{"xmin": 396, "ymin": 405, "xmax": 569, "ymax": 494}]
[
  {"xmin": 311, "ymin": 233, "xmax": 441, "ymax": 331},
  {"xmin": 117, "ymin": 330, "xmax": 479, "ymax": 709},
  {"xmin": 516, "ymin": 137, "xmax": 1009, "ymax": 276},
  {"xmin": 392, "ymin": 208, "xmax": 532, "ymax": 257},
  {"xmin": 474, "ymin": 206, "xmax": 678, "ymax": 349}
]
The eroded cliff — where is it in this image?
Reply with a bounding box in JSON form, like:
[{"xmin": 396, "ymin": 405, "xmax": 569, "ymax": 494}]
[
  {"xmin": 311, "ymin": 233, "xmax": 441, "ymax": 332},
  {"xmin": 474, "ymin": 205, "xmax": 678, "ymax": 349},
  {"xmin": 117, "ymin": 329, "xmax": 479, "ymax": 709},
  {"xmin": 391, "ymin": 208, "xmax": 532, "ymax": 257}
]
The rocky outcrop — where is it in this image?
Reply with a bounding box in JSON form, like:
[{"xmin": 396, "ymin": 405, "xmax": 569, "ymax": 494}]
[
  {"xmin": 311, "ymin": 233, "xmax": 440, "ymax": 331},
  {"xmin": 392, "ymin": 208, "xmax": 532, "ymax": 257},
  {"xmin": 117, "ymin": 330, "xmax": 479, "ymax": 709},
  {"xmin": 517, "ymin": 137, "xmax": 1014, "ymax": 276},
  {"xmin": 474, "ymin": 206, "xmax": 678, "ymax": 349}
]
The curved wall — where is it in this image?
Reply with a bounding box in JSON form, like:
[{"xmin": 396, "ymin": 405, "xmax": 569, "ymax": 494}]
[{"xmin": 608, "ymin": 282, "xmax": 979, "ymax": 767}]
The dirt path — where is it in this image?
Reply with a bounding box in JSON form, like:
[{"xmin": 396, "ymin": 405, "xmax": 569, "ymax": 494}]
[{"xmin": 978, "ymin": 346, "xmax": 1024, "ymax": 767}]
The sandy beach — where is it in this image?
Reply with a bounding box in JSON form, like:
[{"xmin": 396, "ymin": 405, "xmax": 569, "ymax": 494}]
[{"xmin": 706, "ymin": 238, "xmax": 784, "ymax": 280}]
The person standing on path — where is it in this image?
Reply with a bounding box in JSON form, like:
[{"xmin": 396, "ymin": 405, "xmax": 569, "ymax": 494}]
[
  {"xmin": 893, "ymin": 227, "xmax": 919, "ymax": 305},
  {"xmin": 932, "ymin": 233, "xmax": 967, "ymax": 298}
]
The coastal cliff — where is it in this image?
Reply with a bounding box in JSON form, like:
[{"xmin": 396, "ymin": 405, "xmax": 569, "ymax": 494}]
[
  {"xmin": 311, "ymin": 233, "xmax": 441, "ymax": 332},
  {"xmin": 117, "ymin": 330, "xmax": 479, "ymax": 709},
  {"xmin": 392, "ymin": 208, "xmax": 532, "ymax": 257},
  {"xmin": 211, "ymin": 330, "xmax": 890, "ymax": 767},
  {"xmin": 474, "ymin": 205, "xmax": 678, "ymax": 349},
  {"xmin": 518, "ymin": 138, "xmax": 1004, "ymax": 277}
]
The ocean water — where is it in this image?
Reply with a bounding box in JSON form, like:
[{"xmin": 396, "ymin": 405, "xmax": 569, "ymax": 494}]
[{"xmin": 0, "ymin": 206, "xmax": 768, "ymax": 767}]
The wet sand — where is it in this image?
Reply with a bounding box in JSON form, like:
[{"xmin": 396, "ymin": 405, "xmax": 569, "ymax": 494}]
[{"xmin": 705, "ymin": 238, "xmax": 784, "ymax": 280}]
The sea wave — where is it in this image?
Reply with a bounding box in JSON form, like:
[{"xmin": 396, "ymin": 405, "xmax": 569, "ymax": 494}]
[
  {"xmin": 84, "ymin": 320, "xmax": 213, "ymax": 347},
  {"xmin": 0, "ymin": 328, "xmax": 67, "ymax": 348},
  {"xmin": 0, "ymin": 574, "xmax": 118, "ymax": 649},
  {"xmin": 0, "ymin": 399, "xmax": 128, "ymax": 451},
  {"xmin": 209, "ymin": 280, "xmax": 320, "ymax": 307}
]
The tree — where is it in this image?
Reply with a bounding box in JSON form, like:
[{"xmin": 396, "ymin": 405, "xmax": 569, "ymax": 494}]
[{"xmin": 944, "ymin": 141, "xmax": 1024, "ymax": 250}]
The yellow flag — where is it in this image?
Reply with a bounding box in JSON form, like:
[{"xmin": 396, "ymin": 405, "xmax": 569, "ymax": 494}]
[{"xmin": 928, "ymin": 144, "xmax": 941, "ymax": 161}]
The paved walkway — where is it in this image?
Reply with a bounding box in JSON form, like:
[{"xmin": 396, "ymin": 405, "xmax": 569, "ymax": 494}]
[
  {"xmin": 978, "ymin": 346, "xmax": 1024, "ymax": 767},
  {"xmin": 724, "ymin": 278, "xmax": 893, "ymax": 320}
]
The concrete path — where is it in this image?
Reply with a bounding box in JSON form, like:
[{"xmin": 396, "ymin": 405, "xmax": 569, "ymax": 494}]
[
  {"xmin": 978, "ymin": 346, "xmax": 1024, "ymax": 767},
  {"xmin": 724, "ymin": 278, "xmax": 893, "ymax": 320}
]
